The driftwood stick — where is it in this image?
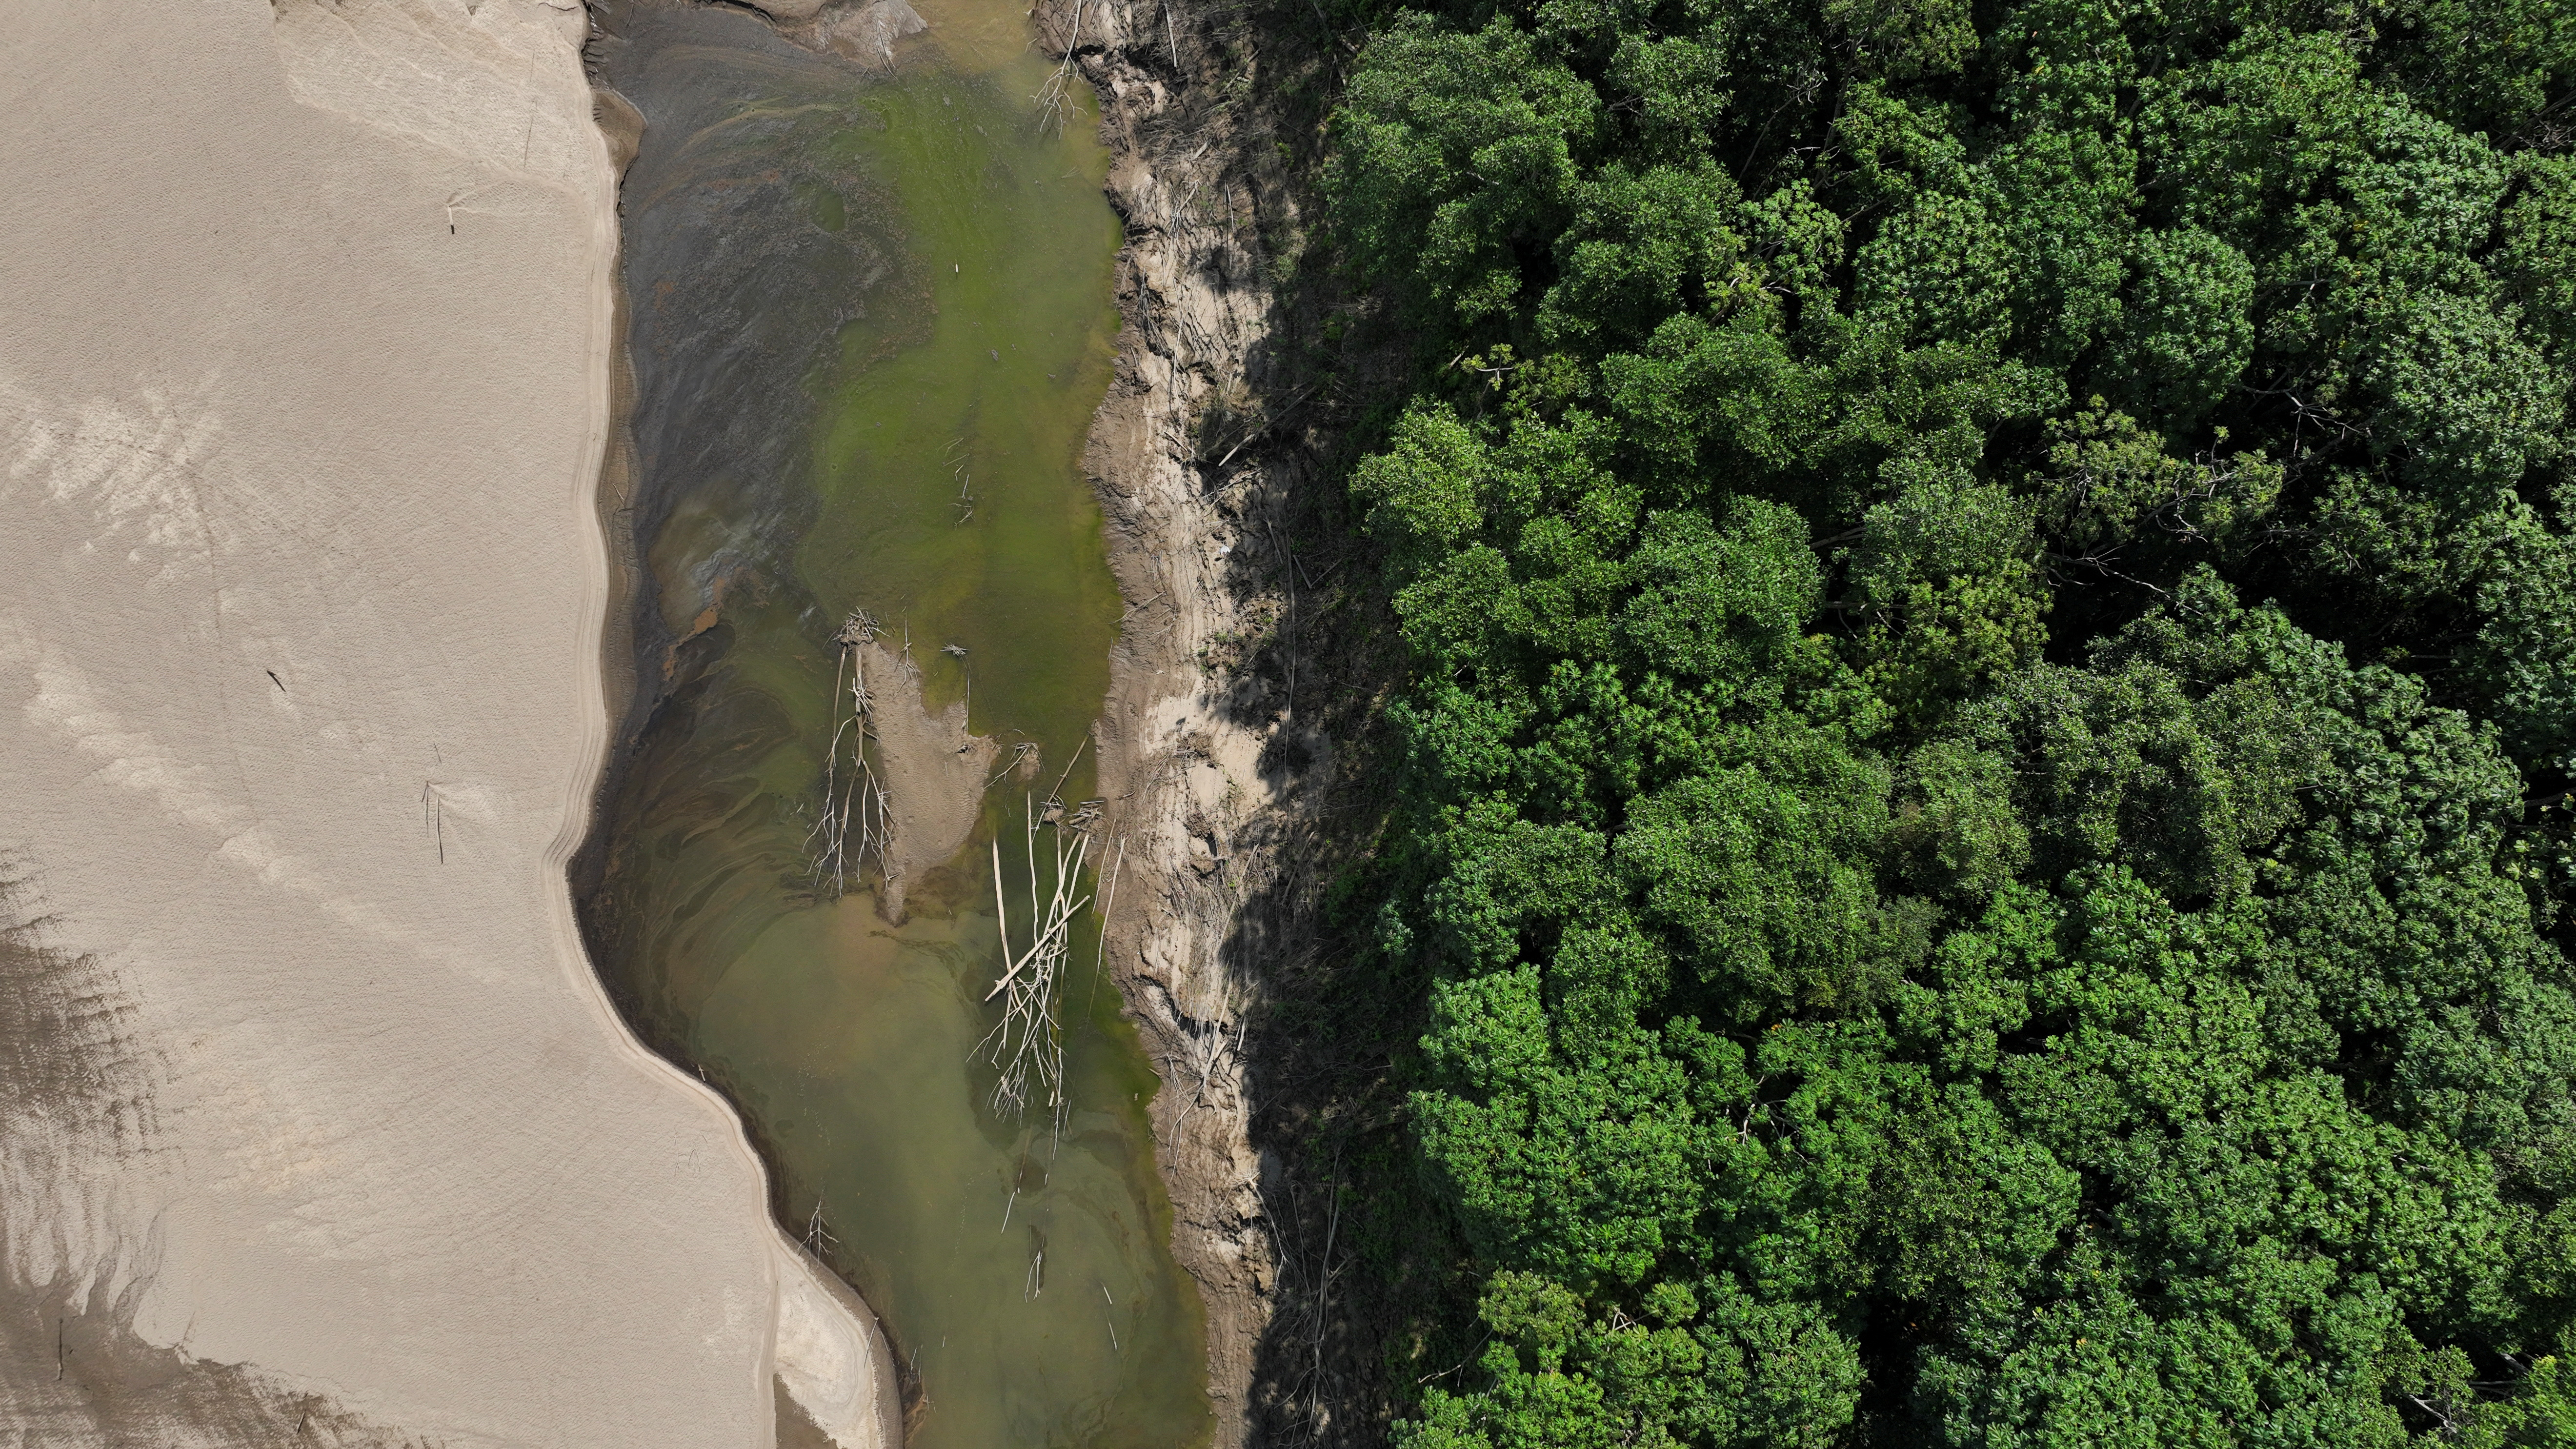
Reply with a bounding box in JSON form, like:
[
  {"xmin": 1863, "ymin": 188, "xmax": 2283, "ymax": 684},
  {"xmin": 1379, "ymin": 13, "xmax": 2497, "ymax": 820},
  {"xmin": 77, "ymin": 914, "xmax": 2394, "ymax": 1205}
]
[
  {"xmin": 992, "ymin": 836, "xmax": 1012, "ymax": 964},
  {"xmin": 985, "ymin": 894, "xmax": 1094, "ymax": 1000},
  {"xmin": 980, "ymin": 791, "xmax": 1098, "ymax": 1116}
]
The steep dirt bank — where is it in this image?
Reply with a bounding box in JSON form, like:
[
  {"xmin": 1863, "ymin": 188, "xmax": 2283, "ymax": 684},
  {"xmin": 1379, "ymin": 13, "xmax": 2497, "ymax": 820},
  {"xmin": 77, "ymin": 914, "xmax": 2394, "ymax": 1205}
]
[
  {"xmin": 1046, "ymin": 0, "xmax": 1441, "ymax": 1432},
  {"xmin": 1048, "ymin": 3, "xmax": 1347, "ymax": 1440},
  {"xmin": 603, "ymin": 0, "xmax": 1350, "ymax": 1438}
]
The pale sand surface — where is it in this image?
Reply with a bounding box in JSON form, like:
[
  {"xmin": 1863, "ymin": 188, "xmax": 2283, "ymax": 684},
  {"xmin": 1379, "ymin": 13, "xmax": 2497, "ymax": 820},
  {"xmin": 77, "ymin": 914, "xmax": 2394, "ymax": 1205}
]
[{"xmin": 0, "ymin": 1, "xmax": 889, "ymax": 1444}]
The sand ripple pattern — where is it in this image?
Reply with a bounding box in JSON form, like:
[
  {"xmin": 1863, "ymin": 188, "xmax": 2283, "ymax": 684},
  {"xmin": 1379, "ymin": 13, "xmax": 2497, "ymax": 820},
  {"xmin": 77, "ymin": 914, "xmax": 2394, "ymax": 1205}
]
[
  {"xmin": 272, "ymin": 0, "xmax": 601, "ymax": 197},
  {"xmin": 0, "ymin": 0, "xmax": 889, "ymax": 1444}
]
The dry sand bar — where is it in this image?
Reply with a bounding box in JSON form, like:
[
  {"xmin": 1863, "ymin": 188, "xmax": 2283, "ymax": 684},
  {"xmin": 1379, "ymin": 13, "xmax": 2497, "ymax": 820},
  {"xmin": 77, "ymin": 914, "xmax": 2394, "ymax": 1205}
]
[{"xmin": 0, "ymin": 0, "xmax": 891, "ymax": 1441}]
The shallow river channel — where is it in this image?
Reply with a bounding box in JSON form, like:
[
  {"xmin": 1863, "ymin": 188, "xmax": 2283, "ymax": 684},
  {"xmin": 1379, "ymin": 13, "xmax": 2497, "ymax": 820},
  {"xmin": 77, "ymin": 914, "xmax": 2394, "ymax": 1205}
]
[{"xmin": 579, "ymin": 3, "xmax": 1213, "ymax": 1444}]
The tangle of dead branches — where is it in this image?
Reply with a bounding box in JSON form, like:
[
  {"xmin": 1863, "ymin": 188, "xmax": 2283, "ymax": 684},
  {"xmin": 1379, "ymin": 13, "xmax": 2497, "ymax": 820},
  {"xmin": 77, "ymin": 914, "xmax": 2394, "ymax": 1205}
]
[
  {"xmin": 979, "ymin": 790, "xmax": 1125, "ymax": 1137},
  {"xmin": 809, "ymin": 610, "xmax": 893, "ymax": 895}
]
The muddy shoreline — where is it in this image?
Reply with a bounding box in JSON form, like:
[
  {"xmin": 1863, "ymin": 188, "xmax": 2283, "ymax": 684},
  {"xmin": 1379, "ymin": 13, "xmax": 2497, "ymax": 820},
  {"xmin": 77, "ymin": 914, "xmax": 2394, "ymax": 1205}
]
[{"xmin": 1052, "ymin": 3, "xmax": 1319, "ymax": 1441}]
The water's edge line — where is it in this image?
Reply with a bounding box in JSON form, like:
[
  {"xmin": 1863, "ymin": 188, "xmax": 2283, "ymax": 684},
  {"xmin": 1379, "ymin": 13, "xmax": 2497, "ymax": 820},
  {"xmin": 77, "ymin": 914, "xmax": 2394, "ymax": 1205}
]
[{"xmin": 558, "ymin": 53, "xmax": 905, "ymax": 1449}]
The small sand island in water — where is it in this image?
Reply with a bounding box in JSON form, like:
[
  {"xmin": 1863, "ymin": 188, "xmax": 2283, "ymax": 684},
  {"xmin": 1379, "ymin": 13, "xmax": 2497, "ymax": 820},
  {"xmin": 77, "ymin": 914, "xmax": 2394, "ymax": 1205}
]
[{"xmin": 0, "ymin": 0, "xmax": 896, "ymax": 1442}]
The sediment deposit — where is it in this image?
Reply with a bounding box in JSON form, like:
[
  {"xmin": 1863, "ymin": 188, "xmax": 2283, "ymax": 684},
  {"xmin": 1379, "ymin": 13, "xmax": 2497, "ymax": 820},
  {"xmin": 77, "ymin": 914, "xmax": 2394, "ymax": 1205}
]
[{"xmin": 0, "ymin": 1, "xmax": 890, "ymax": 1443}]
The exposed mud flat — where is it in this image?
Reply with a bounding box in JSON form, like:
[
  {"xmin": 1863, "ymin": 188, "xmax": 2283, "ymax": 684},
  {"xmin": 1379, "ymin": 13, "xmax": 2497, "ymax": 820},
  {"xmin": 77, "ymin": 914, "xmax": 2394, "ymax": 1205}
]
[{"xmin": 853, "ymin": 641, "xmax": 999, "ymax": 923}]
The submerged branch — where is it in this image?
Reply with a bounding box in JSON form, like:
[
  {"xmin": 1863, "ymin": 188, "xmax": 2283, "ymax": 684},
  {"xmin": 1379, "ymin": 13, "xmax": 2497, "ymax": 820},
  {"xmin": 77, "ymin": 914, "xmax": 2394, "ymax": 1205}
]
[
  {"xmin": 979, "ymin": 790, "xmax": 1100, "ymax": 1131},
  {"xmin": 809, "ymin": 610, "xmax": 890, "ymax": 896}
]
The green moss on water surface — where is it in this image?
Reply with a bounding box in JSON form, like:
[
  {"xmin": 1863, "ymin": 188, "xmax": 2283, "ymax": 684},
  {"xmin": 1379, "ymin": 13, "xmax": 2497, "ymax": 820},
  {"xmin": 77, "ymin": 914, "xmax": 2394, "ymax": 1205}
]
[{"xmin": 582, "ymin": 4, "xmax": 1209, "ymax": 1446}]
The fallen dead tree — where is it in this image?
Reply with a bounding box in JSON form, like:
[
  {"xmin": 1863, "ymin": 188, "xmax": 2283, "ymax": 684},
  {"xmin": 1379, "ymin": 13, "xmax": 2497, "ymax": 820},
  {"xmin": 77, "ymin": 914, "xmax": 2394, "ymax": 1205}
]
[
  {"xmin": 980, "ymin": 794, "xmax": 1087, "ymax": 1132},
  {"xmin": 809, "ymin": 609, "xmax": 892, "ymax": 896}
]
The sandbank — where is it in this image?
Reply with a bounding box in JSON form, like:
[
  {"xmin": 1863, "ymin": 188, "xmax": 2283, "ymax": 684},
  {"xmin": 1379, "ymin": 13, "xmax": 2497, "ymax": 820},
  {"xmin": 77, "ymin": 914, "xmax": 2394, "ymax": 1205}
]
[
  {"xmin": 0, "ymin": 0, "xmax": 890, "ymax": 1443},
  {"xmin": 856, "ymin": 640, "xmax": 1000, "ymax": 923}
]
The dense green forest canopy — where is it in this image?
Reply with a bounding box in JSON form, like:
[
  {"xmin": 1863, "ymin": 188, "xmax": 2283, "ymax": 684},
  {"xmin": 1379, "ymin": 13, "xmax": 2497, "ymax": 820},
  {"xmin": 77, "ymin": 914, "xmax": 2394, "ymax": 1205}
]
[{"xmin": 1308, "ymin": 0, "xmax": 2576, "ymax": 1442}]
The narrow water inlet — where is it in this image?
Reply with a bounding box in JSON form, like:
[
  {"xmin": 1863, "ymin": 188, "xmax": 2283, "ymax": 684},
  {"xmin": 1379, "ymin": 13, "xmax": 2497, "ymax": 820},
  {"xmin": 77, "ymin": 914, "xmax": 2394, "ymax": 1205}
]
[{"xmin": 574, "ymin": 2, "xmax": 1214, "ymax": 1445}]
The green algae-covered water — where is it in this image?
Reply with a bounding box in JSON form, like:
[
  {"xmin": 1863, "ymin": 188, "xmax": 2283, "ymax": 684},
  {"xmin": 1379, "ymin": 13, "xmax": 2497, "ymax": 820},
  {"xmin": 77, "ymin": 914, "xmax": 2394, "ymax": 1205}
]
[{"xmin": 580, "ymin": 3, "xmax": 1211, "ymax": 1444}]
